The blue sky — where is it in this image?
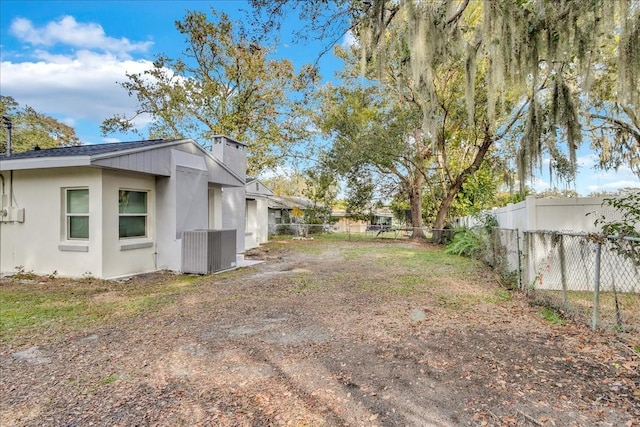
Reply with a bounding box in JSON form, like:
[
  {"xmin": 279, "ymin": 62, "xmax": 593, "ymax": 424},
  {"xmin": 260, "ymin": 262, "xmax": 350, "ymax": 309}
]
[{"xmin": 1, "ymin": 0, "xmax": 638, "ymax": 195}]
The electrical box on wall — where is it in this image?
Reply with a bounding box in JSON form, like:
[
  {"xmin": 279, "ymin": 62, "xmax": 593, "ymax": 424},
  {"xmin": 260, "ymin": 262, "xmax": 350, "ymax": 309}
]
[{"xmin": 0, "ymin": 206, "xmax": 24, "ymax": 223}]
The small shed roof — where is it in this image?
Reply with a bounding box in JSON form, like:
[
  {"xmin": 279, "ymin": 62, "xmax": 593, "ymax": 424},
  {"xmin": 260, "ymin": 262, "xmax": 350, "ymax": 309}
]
[{"xmin": 267, "ymin": 195, "xmax": 317, "ymax": 210}]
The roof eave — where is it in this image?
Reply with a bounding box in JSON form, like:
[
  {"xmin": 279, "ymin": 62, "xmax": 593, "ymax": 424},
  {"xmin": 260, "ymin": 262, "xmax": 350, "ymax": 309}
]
[
  {"xmin": 0, "ymin": 156, "xmax": 91, "ymax": 171},
  {"xmin": 89, "ymin": 139, "xmax": 186, "ymax": 162}
]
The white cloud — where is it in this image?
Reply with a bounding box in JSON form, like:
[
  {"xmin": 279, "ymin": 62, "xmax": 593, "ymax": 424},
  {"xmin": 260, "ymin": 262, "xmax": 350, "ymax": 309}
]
[
  {"xmin": 0, "ymin": 53, "xmax": 155, "ymax": 124},
  {"xmin": 341, "ymin": 30, "xmax": 358, "ymax": 49},
  {"xmin": 587, "ymin": 180, "xmax": 640, "ymax": 193},
  {"xmin": 1, "ymin": 14, "xmax": 162, "ymax": 141},
  {"xmin": 10, "ymin": 16, "xmax": 152, "ymax": 59},
  {"xmin": 529, "ymin": 176, "xmax": 550, "ymax": 192},
  {"xmin": 576, "ymin": 153, "xmax": 598, "ymax": 168},
  {"xmin": 102, "ymin": 137, "xmax": 122, "ymax": 144}
]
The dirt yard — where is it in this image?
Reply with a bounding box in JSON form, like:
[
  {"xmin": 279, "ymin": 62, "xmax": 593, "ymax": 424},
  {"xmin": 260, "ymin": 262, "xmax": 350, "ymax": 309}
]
[{"xmin": 1, "ymin": 239, "xmax": 638, "ymax": 426}]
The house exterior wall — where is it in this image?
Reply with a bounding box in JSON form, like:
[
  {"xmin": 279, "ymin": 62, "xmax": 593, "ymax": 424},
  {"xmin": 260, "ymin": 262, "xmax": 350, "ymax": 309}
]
[
  {"xmin": 211, "ymin": 137, "xmax": 247, "ymax": 254},
  {"xmin": 101, "ymin": 170, "xmax": 156, "ymax": 279},
  {"xmin": 208, "ymin": 186, "xmax": 223, "ymax": 229},
  {"xmin": 0, "ymin": 167, "xmax": 104, "ymax": 278},
  {"xmin": 255, "ymin": 197, "xmax": 269, "ymax": 245},
  {"xmin": 1, "ymin": 138, "xmax": 248, "ymax": 279},
  {"xmin": 244, "ymin": 198, "xmax": 271, "ymax": 250},
  {"xmin": 222, "ymin": 186, "xmax": 246, "ymax": 253},
  {"xmin": 245, "ymin": 199, "xmax": 258, "ymax": 250},
  {"xmin": 155, "ymin": 149, "xmax": 210, "ymax": 272}
]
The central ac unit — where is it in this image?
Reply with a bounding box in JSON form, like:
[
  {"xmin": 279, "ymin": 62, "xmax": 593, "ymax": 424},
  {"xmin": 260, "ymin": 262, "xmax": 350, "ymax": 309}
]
[{"xmin": 182, "ymin": 229, "xmax": 236, "ymax": 274}]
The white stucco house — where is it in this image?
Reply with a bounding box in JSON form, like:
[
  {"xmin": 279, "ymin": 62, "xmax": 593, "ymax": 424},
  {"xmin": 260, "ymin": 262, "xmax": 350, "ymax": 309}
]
[
  {"xmin": 244, "ymin": 178, "xmax": 273, "ymax": 250},
  {"xmin": 0, "ymin": 136, "xmax": 250, "ymax": 279}
]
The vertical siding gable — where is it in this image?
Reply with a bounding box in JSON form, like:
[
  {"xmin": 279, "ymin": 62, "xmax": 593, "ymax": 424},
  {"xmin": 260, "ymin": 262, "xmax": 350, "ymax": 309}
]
[{"xmin": 92, "ymin": 148, "xmax": 172, "ymax": 176}]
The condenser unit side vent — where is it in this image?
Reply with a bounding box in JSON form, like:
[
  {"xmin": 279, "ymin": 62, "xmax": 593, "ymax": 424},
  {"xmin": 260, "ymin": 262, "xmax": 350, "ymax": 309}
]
[{"xmin": 182, "ymin": 229, "xmax": 237, "ymax": 274}]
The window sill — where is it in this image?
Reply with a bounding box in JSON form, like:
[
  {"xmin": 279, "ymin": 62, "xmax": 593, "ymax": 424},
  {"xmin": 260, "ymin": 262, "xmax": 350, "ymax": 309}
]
[
  {"xmin": 120, "ymin": 241, "xmax": 153, "ymax": 251},
  {"xmin": 59, "ymin": 244, "xmax": 89, "ymax": 252}
]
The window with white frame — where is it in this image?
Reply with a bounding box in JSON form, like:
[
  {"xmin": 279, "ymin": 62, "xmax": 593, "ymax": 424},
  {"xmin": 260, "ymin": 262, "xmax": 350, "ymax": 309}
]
[
  {"xmin": 118, "ymin": 190, "xmax": 147, "ymax": 238},
  {"xmin": 66, "ymin": 188, "xmax": 89, "ymax": 239}
]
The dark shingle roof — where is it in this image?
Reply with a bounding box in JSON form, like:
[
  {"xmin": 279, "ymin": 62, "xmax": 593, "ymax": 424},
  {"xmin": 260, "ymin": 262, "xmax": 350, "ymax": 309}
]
[{"xmin": 3, "ymin": 139, "xmax": 177, "ymax": 160}]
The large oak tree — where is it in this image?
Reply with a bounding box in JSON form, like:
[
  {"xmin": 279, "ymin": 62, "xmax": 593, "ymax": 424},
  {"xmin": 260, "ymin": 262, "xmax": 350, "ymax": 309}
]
[
  {"xmin": 102, "ymin": 9, "xmax": 318, "ymax": 176},
  {"xmin": 252, "ymin": 0, "xmax": 640, "ymax": 227}
]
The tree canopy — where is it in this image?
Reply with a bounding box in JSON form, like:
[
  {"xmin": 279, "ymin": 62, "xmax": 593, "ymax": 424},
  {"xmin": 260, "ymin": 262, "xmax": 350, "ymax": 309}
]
[
  {"xmin": 253, "ymin": 0, "xmax": 640, "ymax": 228},
  {"xmin": 1, "ymin": 95, "xmax": 80, "ymax": 154},
  {"xmin": 356, "ymin": 0, "xmax": 639, "ymax": 192},
  {"xmin": 102, "ymin": 9, "xmax": 318, "ymax": 176}
]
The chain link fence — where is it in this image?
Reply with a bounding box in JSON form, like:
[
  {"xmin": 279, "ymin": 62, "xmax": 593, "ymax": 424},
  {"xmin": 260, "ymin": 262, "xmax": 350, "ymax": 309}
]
[
  {"xmin": 525, "ymin": 231, "xmax": 639, "ymax": 332},
  {"xmin": 485, "ymin": 228, "xmax": 523, "ymax": 288},
  {"xmin": 488, "ymin": 228, "xmax": 639, "ymax": 332},
  {"xmin": 268, "ymin": 223, "xmax": 445, "ymax": 241}
]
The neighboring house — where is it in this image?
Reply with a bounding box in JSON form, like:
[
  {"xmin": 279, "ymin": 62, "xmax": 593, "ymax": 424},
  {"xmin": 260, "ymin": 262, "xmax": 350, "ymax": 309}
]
[
  {"xmin": 331, "ymin": 207, "xmax": 396, "ymax": 233},
  {"xmin": 245, "ymin": 178, "xmax": 273, "ymax": 250},
  {"xmin": 267, "ymin": 195, "xmax": 314, "ymax": 229},
  {"xmin": 0, "ymin": 137, "xmax": 248, "ymax": 279}
]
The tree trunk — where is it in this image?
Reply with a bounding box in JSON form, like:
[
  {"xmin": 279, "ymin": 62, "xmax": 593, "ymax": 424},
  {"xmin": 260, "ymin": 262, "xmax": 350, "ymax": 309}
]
[
  {"xmin": 433, "ymin": 133, "xmax": 494, "ymax": 231},
  {"xmin": 408, "ymin": 173, "xmax": 425, "ymax": 238}
]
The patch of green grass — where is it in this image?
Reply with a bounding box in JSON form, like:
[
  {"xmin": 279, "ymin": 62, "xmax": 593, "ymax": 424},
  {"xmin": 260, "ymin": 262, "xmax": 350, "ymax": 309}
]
[
  {"xmin": 539, "ymin": 307, "xmax": 566, "ymax": 325},
  {"xmin": 0, "ymin": 274, "xmax": 217, "ymax": 345},
  {"xmin": 1, "ymin": 288, "xmax": 92, "ymax": 337},
  {"xmin": 98, "ymin": 375, "xmax": 118, "ymax": 385},
  {"xmin": 388, "ymin": 275, "xmax": 432, "ymax": 296},
  {"xmin": 378, "ymin": 247, "xmax": 480, "ymax": 274},
  {"xmin": 434, "ymin": 294, "xmax": 481, "ymax": 311},
  {"xmin": 290, "ymin": 274, "xmax": 320, "ymax": 293},
  {"xmin": 486, "ymin": 288, "xmax": 513, "ymax": 304},
  {"xmin": 341, "ymin": 246, "xmax": 373, "ymax": 261},
  {"xmin": 341, "ymin": 244, "xmax": 481, "ymax": 276},
  {"xmin": 353, "ymin": 274, "xmax": 436, "ymax": 296}
]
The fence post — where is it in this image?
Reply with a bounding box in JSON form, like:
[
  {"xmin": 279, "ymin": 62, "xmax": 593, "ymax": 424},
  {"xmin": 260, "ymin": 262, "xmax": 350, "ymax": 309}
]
[
  {"xmin": 516, "ymin": 229, "xmax": 522, "ymax": 290},
  {"xmin": 592, "ymin": 242, "xmax": 602, "ymax": 331},
  {"xmin": 523, "ymin": 232, "xmax": 530, "ymax": 293},
  {"xmin": 559, "ymin": 235, "xmax": 568, "ymax": 305}
]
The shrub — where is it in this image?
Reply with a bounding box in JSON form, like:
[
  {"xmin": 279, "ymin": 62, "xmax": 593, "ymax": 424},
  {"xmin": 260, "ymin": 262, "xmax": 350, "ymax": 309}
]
[
  {"xmin": 590, "ymin": 191, "xmax": 640, "ymax": 266},
  {"xmin": 444, "ymin": 228, "xmax": 484, "ymax": 258}
]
